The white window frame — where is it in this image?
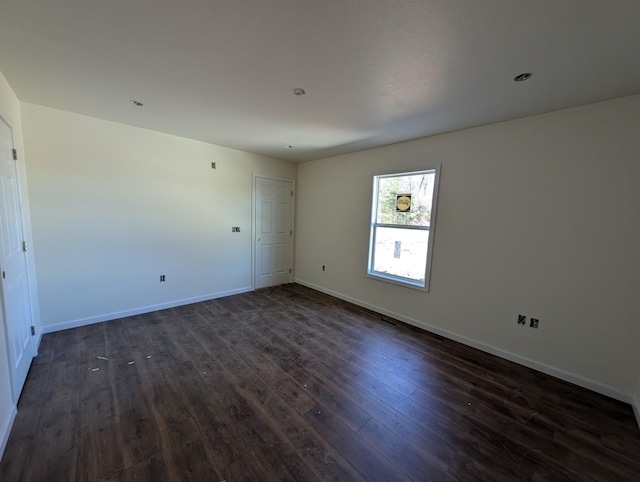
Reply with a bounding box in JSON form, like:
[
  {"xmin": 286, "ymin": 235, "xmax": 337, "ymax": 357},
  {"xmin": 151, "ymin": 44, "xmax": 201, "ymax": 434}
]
[{"xmin": 367, "ymin": 167, "xmax": 440, "ymax": 291}]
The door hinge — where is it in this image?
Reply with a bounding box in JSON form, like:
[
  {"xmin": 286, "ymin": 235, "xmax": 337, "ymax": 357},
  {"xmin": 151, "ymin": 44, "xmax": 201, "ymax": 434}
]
[
  {"xmin": 289, "ymin": 268, "xmax": 292, "ymax": 273},
  {"xmin": 31, "ymin": 326, "xmax": 35, "ymax": 336},
  {"xmin": 291, "ymin": 190, "xmax": 293, "ymax": 197},
  {"xmin": 12, "ymin": 148, "xmax": 17, "ymax": 161},
  {"xmin": 1, "ymin": 271, "xmax": 5, "ymax": 279},
  {"xmin": 22, "ymin": 241, "xmax": 27, "ymax": 252},
  {"xmin": 290, "ymin": 230, "xmax": 292, "ymax": 236}
]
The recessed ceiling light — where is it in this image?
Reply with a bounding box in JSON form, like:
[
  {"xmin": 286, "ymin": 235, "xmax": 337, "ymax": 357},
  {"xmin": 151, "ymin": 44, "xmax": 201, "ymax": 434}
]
[
  {"xmin": 513, "ymin": 73, "xmax": 532, "ymax": 82},
  {"xmin": 293, "ymin": 88, "xmax": 306, "ymax": 96},
  {"xmin": 129, "ymin": 99, "xmax": 143, "ymax": 106}
]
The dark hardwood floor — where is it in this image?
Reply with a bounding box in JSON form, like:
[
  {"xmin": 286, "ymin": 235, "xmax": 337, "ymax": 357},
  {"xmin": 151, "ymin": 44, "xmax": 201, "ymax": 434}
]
[{"xmin": 1, "ymin": 284, "xmax": 639, "ymax": 481}]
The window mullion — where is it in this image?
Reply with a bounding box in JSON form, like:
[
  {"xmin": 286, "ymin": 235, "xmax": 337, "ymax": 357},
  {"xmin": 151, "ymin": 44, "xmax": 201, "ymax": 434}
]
[{"xmin": 374, "ymin": 223, "xmax": 430, "ymax": 231}]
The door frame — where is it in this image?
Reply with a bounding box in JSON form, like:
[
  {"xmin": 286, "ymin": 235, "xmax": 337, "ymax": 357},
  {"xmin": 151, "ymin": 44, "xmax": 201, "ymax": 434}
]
[
  {"xmin": 0, "ymin": 111, "xmax": 37, "ymax": 402},
  {"xmin": 252, "ymin": 174, "xmax": 295, "ymax": 290}
]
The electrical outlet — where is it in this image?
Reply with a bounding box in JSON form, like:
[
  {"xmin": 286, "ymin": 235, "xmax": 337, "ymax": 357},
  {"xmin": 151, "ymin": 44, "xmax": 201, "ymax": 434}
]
[
  {"xmin": 160, "ymin": 274, "xmax": 166, "ymax": 282},
  {"xmin": 322, "ymin": 265, "xmax": 326, "ymax": 271},
  {"xmin": 232, "ymin": 227, "xmax": 240, "ymax": 232},
  {"xmin": 211, "ymin": 162, "xmax": 216, "ymax": 169},
  {"xmin": 530, "ymin": 318, "xmax": 539, "ymax": 328},
  {"xmin": 517, "ymin": 314, "xmax": 526, "ymax": 325}
]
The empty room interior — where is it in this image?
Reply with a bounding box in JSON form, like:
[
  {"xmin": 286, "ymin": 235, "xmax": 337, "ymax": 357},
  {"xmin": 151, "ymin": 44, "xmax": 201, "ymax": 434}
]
[{"xmin": 0, "ymin": 0, "xmax": 639, "ymax": 480}]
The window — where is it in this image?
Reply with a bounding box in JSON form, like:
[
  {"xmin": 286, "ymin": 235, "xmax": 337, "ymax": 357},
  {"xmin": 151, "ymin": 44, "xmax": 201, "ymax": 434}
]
[{"xmin": 367, "ymin": 168, "xmax": 439, "ymax": 290}]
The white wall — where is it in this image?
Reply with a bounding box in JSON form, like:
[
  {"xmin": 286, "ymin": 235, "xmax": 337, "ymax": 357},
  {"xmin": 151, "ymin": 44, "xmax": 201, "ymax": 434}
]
[
  {"xmin": 0, "ymin": 70, "xmax": 41, "ymax": 458},
  {"xmin": 295, "ymin": 95, "xmax": 640, "ymax": 400},
  {"xmin": 635, "ymin": 374, "xmax": 640, "ymax": 429},
  {"xmin": 21, "ymin": 103, "xmax": 296, "ymax": 331}
]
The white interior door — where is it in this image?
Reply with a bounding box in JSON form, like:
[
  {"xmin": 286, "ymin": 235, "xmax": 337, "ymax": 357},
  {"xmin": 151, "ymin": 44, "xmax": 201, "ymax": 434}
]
[
  {"xmin": 0, "ymin": 116, "xmax": 34, "ymax": 402},
  {"xmin": 254, "ymin": 177, "xmax": 293, "ymax": 289}
]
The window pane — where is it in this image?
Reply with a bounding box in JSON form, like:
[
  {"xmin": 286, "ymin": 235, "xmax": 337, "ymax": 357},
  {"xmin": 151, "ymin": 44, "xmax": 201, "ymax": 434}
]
[
  {"xmin": 376, "ymin": 171, "xmax": 435, "ymax": 227},
  {"xmin": 372, "ymin": 226, "xmax": 429, "ymax": 283}
]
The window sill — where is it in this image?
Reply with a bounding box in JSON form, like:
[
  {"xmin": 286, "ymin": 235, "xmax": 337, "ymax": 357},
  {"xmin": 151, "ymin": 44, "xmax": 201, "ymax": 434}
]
[{"xmin": 365, "ymin": 272, "xmax": 429, "ymax": 292}]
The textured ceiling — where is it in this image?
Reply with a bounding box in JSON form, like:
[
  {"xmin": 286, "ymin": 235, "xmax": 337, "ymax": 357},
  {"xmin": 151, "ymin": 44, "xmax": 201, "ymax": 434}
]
[{"xmin": 1, "ymin": 0, "xmax": 639, "ymax": 162}]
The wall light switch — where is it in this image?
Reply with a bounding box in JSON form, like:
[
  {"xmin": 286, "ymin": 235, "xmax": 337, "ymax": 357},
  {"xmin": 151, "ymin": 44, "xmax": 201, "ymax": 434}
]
[{"xmin": 232, "ymin": 227, "xmax": 240, "ymax": 232}]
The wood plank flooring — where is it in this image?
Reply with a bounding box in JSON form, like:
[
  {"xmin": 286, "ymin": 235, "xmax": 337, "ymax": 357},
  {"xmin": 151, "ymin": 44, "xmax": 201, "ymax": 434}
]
[{"xmin": 1, "ymin": 284, "xmax": 639, "ymax": 481}]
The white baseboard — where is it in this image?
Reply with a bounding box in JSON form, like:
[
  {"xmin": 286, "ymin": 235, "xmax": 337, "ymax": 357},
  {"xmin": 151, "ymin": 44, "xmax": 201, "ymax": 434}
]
[
  {"xmin": 294, "ymin": 278, "xmax": 632, "ymax": 405},
  {"xmin": 633, "ymin": 397, "xmax": 640, "ymax": 431},
  {"xmin": 0, "ymin": 403, "xmax": 17, "ymax": 461},
  {"xmin": 42, "ymin": 286, "xmax": 254, "ymax": 334}
]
